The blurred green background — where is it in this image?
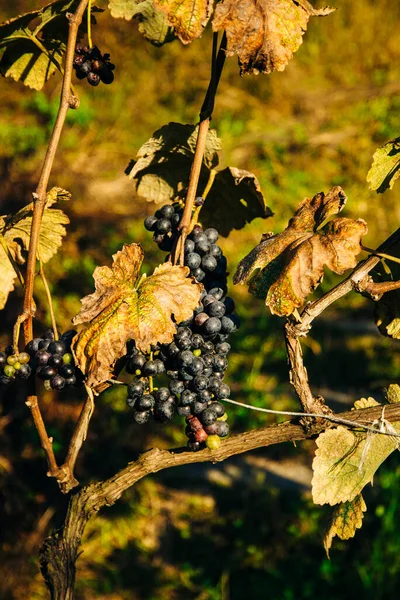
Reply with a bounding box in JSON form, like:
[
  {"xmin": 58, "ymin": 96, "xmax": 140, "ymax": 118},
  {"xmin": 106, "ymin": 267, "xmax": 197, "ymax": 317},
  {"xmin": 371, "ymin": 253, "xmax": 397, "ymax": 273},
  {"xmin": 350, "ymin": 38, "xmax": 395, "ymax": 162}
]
[{"xmin": 0, "ymin": 1, "xmax": 400, "ymax": 598}]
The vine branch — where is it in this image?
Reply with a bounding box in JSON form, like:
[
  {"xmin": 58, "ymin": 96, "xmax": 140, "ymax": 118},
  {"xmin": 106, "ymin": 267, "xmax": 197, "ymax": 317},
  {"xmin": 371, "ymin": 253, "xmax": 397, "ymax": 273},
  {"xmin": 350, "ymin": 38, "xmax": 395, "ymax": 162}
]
[
  {"xmin": 22, "ymin": 0, "xmax": 89, "ymax": 344},
  {"xmin": 18, "ymin": 0, "xmax": 89, "ymax": 486},
  {"xmin": 40, "ymin": 401, "xmax": 400, "ymax": 599}
]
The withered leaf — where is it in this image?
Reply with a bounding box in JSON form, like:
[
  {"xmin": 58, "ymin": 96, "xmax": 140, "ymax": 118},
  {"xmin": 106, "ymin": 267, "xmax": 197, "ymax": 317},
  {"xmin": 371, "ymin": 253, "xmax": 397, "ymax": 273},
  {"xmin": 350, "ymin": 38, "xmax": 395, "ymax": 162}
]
[
  {"xmin": 234, "ymin": 186, "xmax": 367, "ymax": 316},
  {"xmin": 323, "ymin": 495, "xmax": 367, "ymax": 558},
  {"xmin": 72, "ymin": 243, "xmax": 201, "ymax": 389},
  {"xmin": 153, "ymin": 0, "xmax": 214, "ymax": 44},
  {"xmin": 212, "ymin": 0, "xmax": 335, "ymax": 75}
]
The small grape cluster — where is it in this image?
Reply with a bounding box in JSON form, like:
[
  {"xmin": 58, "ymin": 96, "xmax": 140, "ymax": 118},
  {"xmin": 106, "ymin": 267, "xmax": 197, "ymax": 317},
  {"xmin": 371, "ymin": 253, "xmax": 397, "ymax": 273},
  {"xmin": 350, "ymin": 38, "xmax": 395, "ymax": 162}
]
[
  {"xmin": 73, "ymin": 45, "xmax": 115, "ymax": 86},
  {"xmin": 0, "ymin": 347, "xmax": 31, "ymax": 385},
  {"xmin": 0, "ymin": 330, "xmax": 83, "ymax": 391},
  {"xmin": 126, "ymin": 202, "xmax": 239, "ymax": 450},
  {"xmin": 144, "ymin": 203, "xmax": 183, "ymax": 252}
]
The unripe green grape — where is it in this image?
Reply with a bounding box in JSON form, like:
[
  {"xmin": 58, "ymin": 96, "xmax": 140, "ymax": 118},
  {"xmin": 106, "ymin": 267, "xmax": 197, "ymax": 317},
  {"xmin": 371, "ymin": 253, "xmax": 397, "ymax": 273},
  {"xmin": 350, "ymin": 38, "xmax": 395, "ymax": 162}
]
[
  {"xmin": 7, "ymin": 354, "xmax": 18, "ymax": 366},
  {"xmin": 62, "ymin": 353, "xmax": 73, "ymax": 364},
  {"xmin": 4, "ymin": 365, "xmax": 15, "ymax": 377},
  {"xmin": 206, "ymin": 435, "xmax": 221, "ymax": 450}
]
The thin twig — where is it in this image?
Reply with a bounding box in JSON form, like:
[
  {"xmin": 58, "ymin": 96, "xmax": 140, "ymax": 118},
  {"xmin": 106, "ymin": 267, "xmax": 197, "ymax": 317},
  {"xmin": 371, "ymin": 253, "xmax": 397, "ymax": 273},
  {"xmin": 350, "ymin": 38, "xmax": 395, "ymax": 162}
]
[
  {"xmin": 40, "ymin": 261, "xmax": 59, "ymax": 341},
  {"xmin": 87, "ymin": 0, "xmax": 93, "ymax": 48},
  {"xmin": 362, "ymin": 244, "xmax": 400, "ymax": 265},
  {"xmin": 18, "ymin": 0, "xmax": 89, "ymax": 487},
  {"xmin": 22, "ymin": 0, "xmax": 88, "ymax": 344},
  {"xmin": 222, "ymin": 398, "xmax": 400, "ymax": 439}
]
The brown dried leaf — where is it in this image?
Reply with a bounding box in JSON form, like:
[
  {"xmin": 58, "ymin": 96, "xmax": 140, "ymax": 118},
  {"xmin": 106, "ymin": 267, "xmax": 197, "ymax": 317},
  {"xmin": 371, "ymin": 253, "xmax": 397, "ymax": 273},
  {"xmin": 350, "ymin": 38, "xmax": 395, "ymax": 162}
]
[
  {"xmin": 324, "ymin": 495, "xmax": 367, "ymax": 558},
  {"xmin": 212, "ymin": 0, "xmax": 335, "ymax": 75},
  {"xmin": 72, "ymin": 243, "xmax": 201, "ymax": 389},
  {"xmin": 153, "ymin": 0, "xmax": 213, "ymax": 43},
  {"xmin": 234, "ymin": 186, "xmax": 367, "ymax": 316}
]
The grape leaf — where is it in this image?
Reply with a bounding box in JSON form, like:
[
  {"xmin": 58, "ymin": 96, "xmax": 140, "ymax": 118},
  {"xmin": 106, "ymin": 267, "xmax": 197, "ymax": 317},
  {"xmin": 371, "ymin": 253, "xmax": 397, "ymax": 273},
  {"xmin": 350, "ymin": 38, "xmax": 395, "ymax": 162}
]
[
  {"xmin": 200, "ymin": 167, "xmax": 273, "ymax": 236},
  {"xmin": 127, "ymin": 122, "xmax": 270, "ymax": 236},
  {"xmin": 1, "ymin": 187, "xmax": 70, "ymax": 264},
  {"xmin": 234, "ymin": 186, "xmax": 368, "ymax": 316},
  {"xmin": 0, "ymin": 0, "xmax": 100, "ymax": 90},
  {"xmin": 367, "ymin": 137, "xmax": 400, "ymax": 194},
  {"xmin": 312, "ymin": 413, "xmax": 400, "ymax": 506},
  {"xmin": 0, "ymin": 232, "xmax": 19, "ymax": 311},
  {"xmin": 153, "ymin": 0, "xmax": 214, "ymax": 44},
  {"xmin": 323, "ymin": 495, "xmax": 367, "ymax": 558},
  {"xmin": 374, "ymin": 243, "xmax": 400, "ymax": 339},
  {"xmin": 108, "ymin": 0, "xmax": 175, "ymax": 46},
  {"xmin": 72, "ymin": 243, "xmax": 201, "ymax": 389},
  {"xmin": 212, "ymin": 0, "xmax": 335, "ymax": 75},
  {"xmin": 387, "ymin": 384, "xmax": 400, "ymax": 404},
  {"xmin": 0, "ymin": 187, "xmax": 70, "ymax": 310}
]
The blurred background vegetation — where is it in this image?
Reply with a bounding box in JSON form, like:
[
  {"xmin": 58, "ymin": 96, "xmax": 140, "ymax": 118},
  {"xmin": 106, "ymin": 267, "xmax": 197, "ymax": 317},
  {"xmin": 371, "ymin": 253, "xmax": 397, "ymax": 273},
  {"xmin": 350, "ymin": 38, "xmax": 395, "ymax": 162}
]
[{"xmin": 0, "ymin": 0, "xmax": 399, "ymax": 598}]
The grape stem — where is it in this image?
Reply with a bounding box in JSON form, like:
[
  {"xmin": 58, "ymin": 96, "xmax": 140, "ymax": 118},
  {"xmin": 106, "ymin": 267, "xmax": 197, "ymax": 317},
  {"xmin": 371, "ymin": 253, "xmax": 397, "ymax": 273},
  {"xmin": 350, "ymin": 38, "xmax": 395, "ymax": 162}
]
[
  {"xmin": 172, "ymin": 33, "xmax": 227, "ymax": 266},
  {"xmin": 87, "ymin": 0, "xmax": 93, "ymax": 48},
  {"xmin": 39, "ymin": 261, "xmax": 59, "ymax": 341}
]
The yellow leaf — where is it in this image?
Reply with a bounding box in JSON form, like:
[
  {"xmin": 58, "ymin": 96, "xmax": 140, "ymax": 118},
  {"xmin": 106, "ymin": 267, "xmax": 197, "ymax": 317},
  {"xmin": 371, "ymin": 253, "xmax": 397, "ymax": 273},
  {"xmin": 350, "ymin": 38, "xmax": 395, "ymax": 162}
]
[
  {"xmin": 312, "ymin": 423, "xmax": 399, "ymax": 506},
  {"xmin": 72, "ymin": 243, "xmax": 201, "ymax": 389},
  {"xmin": 324, "ymin": 494, "xmax": 367, "ymax": 558},
  {"xmin": 153, "ymin": 0, "xmax": 214, "ymax": 43}
]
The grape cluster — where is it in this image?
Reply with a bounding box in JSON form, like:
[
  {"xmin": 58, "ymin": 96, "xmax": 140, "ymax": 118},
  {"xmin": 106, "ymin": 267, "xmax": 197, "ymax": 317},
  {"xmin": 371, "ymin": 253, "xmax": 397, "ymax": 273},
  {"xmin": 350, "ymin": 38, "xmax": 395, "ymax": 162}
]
[
  {"xmin": 0, "ymin": 347, "xmax": 31, "ymax": 385},
  {"xmin": 0, "ymin": 330, "xmax": 83, "ymax": 390},
  {"xmin": 73, "ymin": 45, "xmax": 115, "ymax": 86},
  {"xmin": 126, "ymin": 202, "xmax": 239, "ymax": 450}
]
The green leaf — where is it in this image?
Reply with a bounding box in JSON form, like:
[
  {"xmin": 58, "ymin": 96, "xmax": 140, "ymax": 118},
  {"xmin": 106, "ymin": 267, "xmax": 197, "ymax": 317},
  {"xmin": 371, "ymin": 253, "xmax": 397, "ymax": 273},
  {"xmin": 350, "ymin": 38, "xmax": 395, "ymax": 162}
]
[
  {"xmin": 153, "ymin": 0, "xmax": 213, "ymax": 44},
  {"xmin": 324, "ymin": 495, "xmax": 367, "ymax": 558},
  {"xmin": 108, "ymin": 0, "xmax": 175, "ymax": 45},
  {"xmin": 1, "ymin": 187, "xmax": 70, "ymax": 263},
  {"xmin": 367, "ymin": 137, "xmax": 400, "ymax": 193},
  {"xmin": 72, "ymin": 244, "xmax": 202, "ymax": 389},
  {"xmin": 0, "ymin": 232, "xmax": 19, "ymax": 311},
  {"xmin": 0, "ymin": 188, "xmax": 70, "ymax": 309},
  {"xmin": 200, "ymin": 167, "xmax": 272, "ymax": 236},
  {"xmin": 234, "ymin": 187, "xmax": 367, "ymax": 316},
  {"xmin": 312, "ymin": 417, "xmax": 400, "ymax": 506},
  {"xmin": 0, "ymin": 0, "xmax": 99, "ymax": 90},
  {"xmin": 0, "ymin": 39, "xmax": 64, "ymax": 90}
]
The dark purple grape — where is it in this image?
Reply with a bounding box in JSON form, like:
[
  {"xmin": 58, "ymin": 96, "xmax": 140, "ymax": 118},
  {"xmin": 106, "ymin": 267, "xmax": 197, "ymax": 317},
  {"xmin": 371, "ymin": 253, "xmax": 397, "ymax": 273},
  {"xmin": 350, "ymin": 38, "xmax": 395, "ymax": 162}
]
[
  {"xmin": 87, "ymin": 72, "xmax": 100, "ymax": 86},
  {"xmin": 35, "ymin": 350, "xmax": 51, "ymax": 365},
  {"xmin": 144, "ymin": 215, "xmax": 158, "ymax": 231},
  {"xmin": 49, "ymin": 354, "xmax": 63, "ymax": 368},
  {"xmin": 185, "ymin": 252, "xmax": 201, "ymax": 269},
  {"xmin": 206, "ymin": 301, "xmax": 225, "ymax": 318},
  {"xmin": 155, "ymin": 218, "xmax": 172, "ymax": 234},
  {"xmin": 50, "ymin": 375, "xmax": 65, "ymax": 390},
  {"xmin": 215, "ymin": 382, "xmax": 230, "ymax": 399},
  {"xmin": 200, "ymin": 408, "xmax": 217, "ymax": 426},
  {"xmin": 137, "ymin": 394, "xmax": 155, "ymax": 410},
  {"xmin": 160, "ymin": 205, "xmax": 175, "ymax": 218},
  {"xmin": 60, "ymin": 364, "xmax": 74, "ymax": 378},
  {"xmin": 180, "ymin": 390, "xmax": 196, "ymax": 406},
  {"xmin": 177, "ymin": 405, "xmax": 191, "ymax": 416},
  {"xmin": 133, "ymin": 410, "xmax": 150, "ymax": 424},
  {"xmin": 203, "ymin": 317, "xmax": 221, "ymax": 336},
  {"xmin": 155, "ymin": 387, "xmax": 170, "ymax": 402},
  {"xmin": 16, "ymin": 364, "xmax": 32, "ymax": 379},
  {"xmin": 143, "ymin": 361, "xmax": 158, "ymax": 377},
  {"xmin": 128, "ymin": 380, "xmax": 145, "ymax": 398}
]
